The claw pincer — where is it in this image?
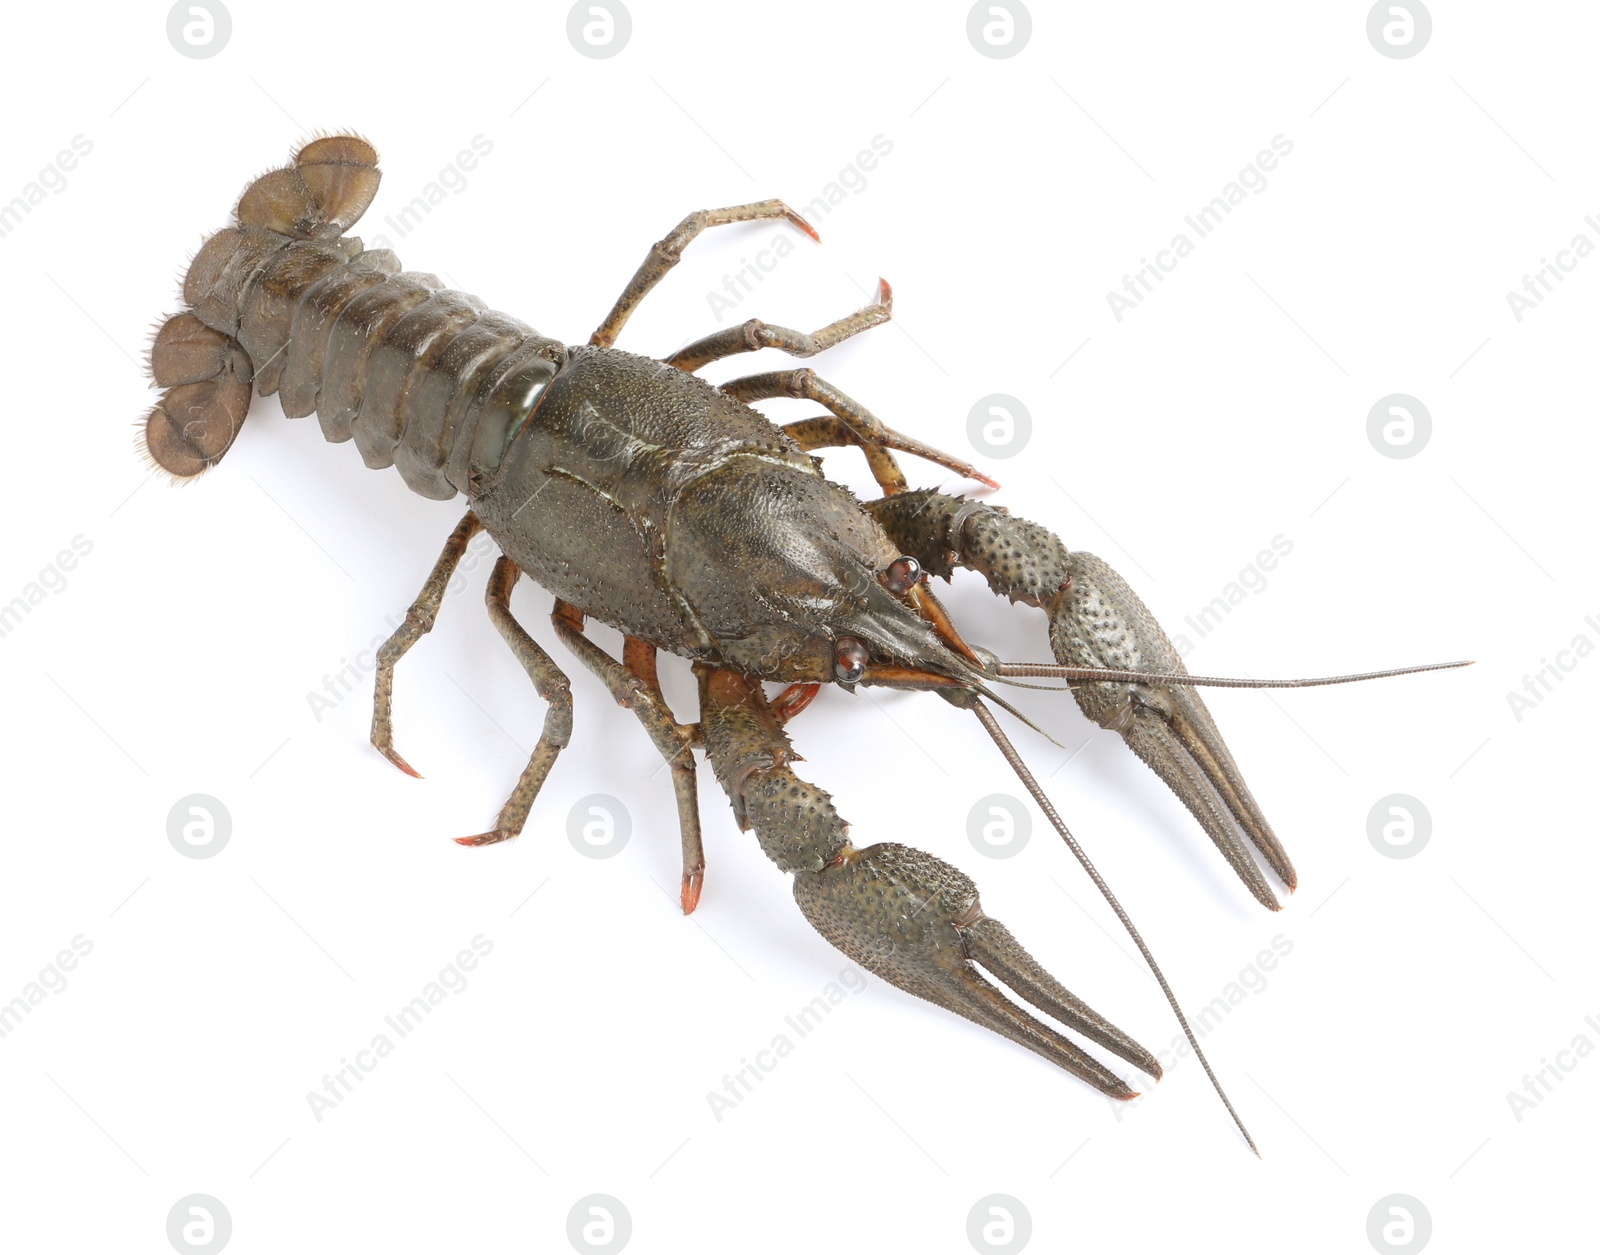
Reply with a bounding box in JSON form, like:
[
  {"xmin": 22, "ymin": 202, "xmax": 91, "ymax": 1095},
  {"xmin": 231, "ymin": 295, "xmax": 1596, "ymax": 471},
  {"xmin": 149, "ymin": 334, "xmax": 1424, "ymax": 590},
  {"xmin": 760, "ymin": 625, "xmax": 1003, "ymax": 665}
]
[
  {"xmin": 1051, "ymin": 552, "xmax": 1297, "ymax": 910},
  {"xmin": 699, "ymin": 666, "xmax": 1157, "ymax": 1098},
  {"xmin": 795, "ymin": 843, "xmax": 1159, "ymax": 1098},
  {"xmin": 869, "ymin": 491, "xmax": 1296, "ymax": 910}
]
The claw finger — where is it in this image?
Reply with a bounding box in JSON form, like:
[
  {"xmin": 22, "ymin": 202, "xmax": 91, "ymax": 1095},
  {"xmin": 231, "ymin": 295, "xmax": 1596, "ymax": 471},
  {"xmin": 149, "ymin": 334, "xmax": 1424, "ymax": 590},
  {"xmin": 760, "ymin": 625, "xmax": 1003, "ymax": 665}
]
[
  {"xmin": 964, "ymin": 916, "xmax": 1161, "ymax": 1078},
  {"xmin": 1122, "ymin": 705, "xmax": 1282, "ymax": 911},
  {"xmin": 1165, "ymin": 690, "xmax": 1295, "ymax": 891},
  {"xmin": 940, "ymin": 960, "xmax": 1140, "ymax": 1098}
]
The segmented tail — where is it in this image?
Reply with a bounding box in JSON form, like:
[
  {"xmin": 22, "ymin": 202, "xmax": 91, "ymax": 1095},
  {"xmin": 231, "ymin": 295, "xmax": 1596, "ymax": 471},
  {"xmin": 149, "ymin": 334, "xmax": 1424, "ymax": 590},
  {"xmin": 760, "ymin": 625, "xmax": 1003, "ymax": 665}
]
[{"xmin": 140, "ymin": 135, "xmax": 381, "ymax": 479}]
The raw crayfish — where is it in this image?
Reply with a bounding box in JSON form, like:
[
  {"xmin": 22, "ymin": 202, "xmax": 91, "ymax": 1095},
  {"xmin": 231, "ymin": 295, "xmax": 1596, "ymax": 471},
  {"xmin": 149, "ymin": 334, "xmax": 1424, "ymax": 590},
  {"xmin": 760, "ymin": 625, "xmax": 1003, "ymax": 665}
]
[{"xmin": 140, "ymin": 136, "xmax": 1466, "ymax": 1149}]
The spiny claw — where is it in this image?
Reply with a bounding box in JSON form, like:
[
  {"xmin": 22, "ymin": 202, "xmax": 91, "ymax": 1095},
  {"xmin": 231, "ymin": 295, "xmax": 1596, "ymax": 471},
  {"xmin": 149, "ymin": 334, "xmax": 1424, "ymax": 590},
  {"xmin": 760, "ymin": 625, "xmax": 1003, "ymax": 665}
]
[
  {"xmin": 1049, "ymin": 551, "xmax": 1294, "ymax": 910},
  {"xmin": 793, "ymin": 841, "xmax": 1158, "ymax": 1097}
]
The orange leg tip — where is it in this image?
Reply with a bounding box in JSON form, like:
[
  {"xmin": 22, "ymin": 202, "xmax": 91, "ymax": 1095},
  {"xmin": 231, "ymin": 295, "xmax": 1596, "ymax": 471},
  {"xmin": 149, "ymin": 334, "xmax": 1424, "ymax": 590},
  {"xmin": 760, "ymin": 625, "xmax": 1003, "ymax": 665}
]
[
  {"xmin": 379, "ymin": 747, "xmax": 423, "ymax": 778},
  {"xmin": 788, "ymin": 210, "xmax": 821, "ymax": 243},
  {"xmin": 680, "ymin": 870, "xmax": 704, "ymax": 915},
  {"xmin": 454, "ymin": 831, "xmax": 511, "ymax": 848}
]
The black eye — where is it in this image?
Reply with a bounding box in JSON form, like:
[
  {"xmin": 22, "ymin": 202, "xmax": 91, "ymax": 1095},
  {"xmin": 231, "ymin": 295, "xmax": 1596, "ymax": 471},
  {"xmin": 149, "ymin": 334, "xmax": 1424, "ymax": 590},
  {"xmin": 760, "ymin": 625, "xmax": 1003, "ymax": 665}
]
[
  {"xmin": 834, "ymin": 636, "xmax": 869, "ymax": 684},
  {"xmin": 881, "ymin": 555, "xmax": 921, "ymax": 595}
]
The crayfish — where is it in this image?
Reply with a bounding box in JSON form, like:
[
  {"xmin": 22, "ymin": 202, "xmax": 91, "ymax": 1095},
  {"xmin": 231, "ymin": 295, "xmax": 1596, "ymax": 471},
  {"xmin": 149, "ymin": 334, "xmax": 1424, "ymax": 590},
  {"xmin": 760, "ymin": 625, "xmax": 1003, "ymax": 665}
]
[{"xmin": 140, "ymin": 136, "xmax": 1465, "ymax": 1149}]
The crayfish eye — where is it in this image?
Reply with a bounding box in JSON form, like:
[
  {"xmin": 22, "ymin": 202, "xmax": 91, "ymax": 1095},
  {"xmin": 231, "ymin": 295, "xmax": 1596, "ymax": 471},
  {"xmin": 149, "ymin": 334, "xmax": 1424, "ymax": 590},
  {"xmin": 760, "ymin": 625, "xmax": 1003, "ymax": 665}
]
[
  {"xmin": 881, "ymin": 555, "xmax": 922, "ymax": 595},
  {"xmin": 833, "ymin": 636, "xmax": 869, "ymax": 684}
]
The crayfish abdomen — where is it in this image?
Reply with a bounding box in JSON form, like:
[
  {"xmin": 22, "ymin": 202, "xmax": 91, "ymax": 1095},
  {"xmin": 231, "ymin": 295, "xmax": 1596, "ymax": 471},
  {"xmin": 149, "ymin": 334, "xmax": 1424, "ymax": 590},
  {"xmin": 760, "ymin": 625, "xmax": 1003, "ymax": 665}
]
[{"xmin": 146, "ymin": 137, "xmax": 563, "ymax": 502}]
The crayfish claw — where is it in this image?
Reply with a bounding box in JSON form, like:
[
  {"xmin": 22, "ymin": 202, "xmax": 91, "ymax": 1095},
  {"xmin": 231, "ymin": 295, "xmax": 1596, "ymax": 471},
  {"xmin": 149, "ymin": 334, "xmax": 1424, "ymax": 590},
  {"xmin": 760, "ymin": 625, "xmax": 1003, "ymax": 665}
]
[
  {"xmin": 1050, "ymin": 552, "xmax": 1295, "ymax": 909},
  {"xmin": 865, "ymin": 493, "xmax": 1295, "ymax": 908},
  {"xmin": 793, "ymin": 841, "xmax": 1155, "ymax": 1098}
]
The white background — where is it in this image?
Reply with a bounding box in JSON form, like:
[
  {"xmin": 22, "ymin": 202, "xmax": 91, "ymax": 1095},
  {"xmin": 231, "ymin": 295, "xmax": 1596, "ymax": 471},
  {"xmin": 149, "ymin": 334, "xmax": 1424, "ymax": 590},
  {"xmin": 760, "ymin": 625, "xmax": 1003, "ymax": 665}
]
[{"xmin": 0, "ymin": 2, "xmax": 1593, "ymax": 1252}]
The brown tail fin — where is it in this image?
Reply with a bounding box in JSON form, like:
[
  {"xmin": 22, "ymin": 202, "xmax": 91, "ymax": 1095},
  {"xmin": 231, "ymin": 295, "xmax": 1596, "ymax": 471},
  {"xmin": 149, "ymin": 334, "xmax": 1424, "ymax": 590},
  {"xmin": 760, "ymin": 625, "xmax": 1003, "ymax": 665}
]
[
  {"xmin": 236, "ymin": 134, "xmax": 380, "ymax": 240},
  {"xmin": 140, "ymin": 135, "xmax": 382, "ymax": 478},
  {"xmin": 141, "ymin": 312, "xmax": 253, "ymax": 478}
]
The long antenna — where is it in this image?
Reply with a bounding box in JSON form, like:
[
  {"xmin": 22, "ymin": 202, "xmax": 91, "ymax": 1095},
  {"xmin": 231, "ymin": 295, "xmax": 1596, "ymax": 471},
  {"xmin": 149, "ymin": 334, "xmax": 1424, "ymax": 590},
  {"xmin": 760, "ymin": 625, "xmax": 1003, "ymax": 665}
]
[
  {"xmin": 972, "ymin": 699, "xmax": 1261, "ymax": 1156},
  {"xmin": 992, "ymin": 659, "xmax": 1472, "ymax": 689}
]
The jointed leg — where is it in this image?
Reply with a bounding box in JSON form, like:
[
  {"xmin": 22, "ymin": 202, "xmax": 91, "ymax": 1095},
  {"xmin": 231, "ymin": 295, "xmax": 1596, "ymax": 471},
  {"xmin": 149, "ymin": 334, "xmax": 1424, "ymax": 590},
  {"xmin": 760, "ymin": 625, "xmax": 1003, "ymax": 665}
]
[
  {"xmin": 721, "ymin": 367, "xmax": 998, "ymax": 496},
  {"xmin": 590, "ymin": 202, "xmax": 819, "ymax": 349},
  {"xmin": 458, "ymin": 557, "xmax": 573, "ymax": 847},
  {"xmin": 666, "ymin": 279, "xmax": 893, "ymax": 373},
  {"xmin": 371, "ymin": 511, "xmax": 483, "ymax": 776},
  {"xmin": 552, "ymin": 602, "xmax": 705, "ymax": 913}
]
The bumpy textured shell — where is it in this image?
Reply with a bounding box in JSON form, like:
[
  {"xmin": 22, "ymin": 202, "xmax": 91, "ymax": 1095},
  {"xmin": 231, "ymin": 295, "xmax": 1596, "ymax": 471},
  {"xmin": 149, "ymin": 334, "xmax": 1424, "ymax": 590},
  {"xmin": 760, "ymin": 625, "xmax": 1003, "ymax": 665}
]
[{"xmin": 472, "ymin": 344, "xmax": 959, "ymax": 675}]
